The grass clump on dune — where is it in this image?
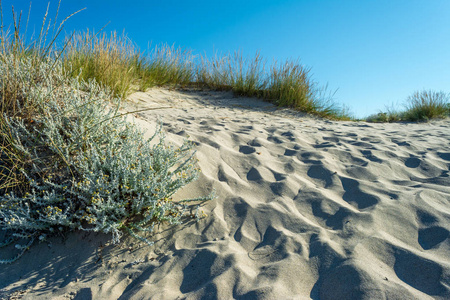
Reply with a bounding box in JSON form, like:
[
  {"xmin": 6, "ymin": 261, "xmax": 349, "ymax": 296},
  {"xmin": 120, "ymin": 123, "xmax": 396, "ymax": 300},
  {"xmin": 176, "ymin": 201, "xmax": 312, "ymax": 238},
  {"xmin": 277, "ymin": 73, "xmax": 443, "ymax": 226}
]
[
  {"xmin": 63, "ymin": 30, "xmax": 145, "ymax": 98},
  {"xmin": 142, "ymin": 44, "xmax": 195, "ymax": 87},
  {"xmin": 197, "ymin": 52, "xmax": 350, "ymax": 120},
  {"xmin": 63, "ymin": 32, "xmax": 196, "ymax": 97},
  {"xmin": 403, "ymin": 90, "xmax": 449, "ymax": 121},
  {"xmin": 65, "ymin": 33, "xmax": 351, "ymax": 120},
  {"xmin": 0, "ymin": 6, "xmax": 209, "ymax": 264},
  {"xmin": 366, "ymin": 90, "xmax": 449, "ymax": 122},
  {"xmin": 264, "ymin": 61, "xmax": 350, "ymax": 119},
  {"xmin": 197, "ymin": 51, "xmax": 266, "ymax": 97},
  {"xmin": 366, "ymin": 105, "xmax": 403, "ymax": 123},
  {"xmin": 60, "ymin": 27, "xmax": 351, "ymax": 120}
]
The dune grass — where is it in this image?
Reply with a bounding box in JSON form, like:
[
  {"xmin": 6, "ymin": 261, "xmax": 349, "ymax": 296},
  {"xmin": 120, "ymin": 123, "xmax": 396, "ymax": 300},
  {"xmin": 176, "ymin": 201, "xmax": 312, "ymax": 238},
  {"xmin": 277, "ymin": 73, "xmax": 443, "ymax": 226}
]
[
  {"xmin": 198, "ymin": 52, "xmax": 352, "ymax": 119},
  {"xmin": 63, "ymin": 31, "xmax": 197, "ymax": 97},
  {"xmin": 142, "ymin": 44, "xmax": 196, "ymax": 88},
  {"xmin": 60, "ymin": 30, "xmax": 350, "ymax": 120},
  {"xmin": 63, "ymin": 30, "xmax": 145, "ymax": 98},
  {"xmin": 366, "ymin": 90, "xmax": 450, "ymax": 122},
  {"xmin": 366, "ymin": 105, "xmax": 403, "ymax": 123},
  {"xmin": 403, "ymin": 90, "xmax": 450, "ymax": 121},
  {"xmin": 197, "ymin": 51, "xmax": 266, "ymax": 97},
  {"xmin": 62, "ymin": 30, "xmax": 449, "ymax": 122}
]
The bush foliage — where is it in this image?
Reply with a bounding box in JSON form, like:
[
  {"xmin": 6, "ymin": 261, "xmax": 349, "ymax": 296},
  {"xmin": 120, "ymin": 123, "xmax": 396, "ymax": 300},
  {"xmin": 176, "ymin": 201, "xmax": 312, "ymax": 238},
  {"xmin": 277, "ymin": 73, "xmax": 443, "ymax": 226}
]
[{"xmin": 0, "ymin": 54, "xmax": 208, "ymax": 264}]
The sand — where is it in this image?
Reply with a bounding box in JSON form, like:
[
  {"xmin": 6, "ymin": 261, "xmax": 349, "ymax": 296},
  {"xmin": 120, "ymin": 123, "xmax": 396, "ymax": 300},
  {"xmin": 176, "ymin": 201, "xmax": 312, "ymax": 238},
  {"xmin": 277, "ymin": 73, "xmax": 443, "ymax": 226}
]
[{"xmin": 1, "ymin": 88, "xmax": 449, "ymax": 299}]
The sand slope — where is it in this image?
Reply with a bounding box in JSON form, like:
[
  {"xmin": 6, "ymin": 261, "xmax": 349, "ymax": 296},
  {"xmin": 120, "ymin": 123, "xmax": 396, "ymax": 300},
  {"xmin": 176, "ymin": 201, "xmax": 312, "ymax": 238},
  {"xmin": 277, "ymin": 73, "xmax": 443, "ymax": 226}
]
[{"xmin": 1, "ymin": 88, "xmax": 449, "ymax": 299}]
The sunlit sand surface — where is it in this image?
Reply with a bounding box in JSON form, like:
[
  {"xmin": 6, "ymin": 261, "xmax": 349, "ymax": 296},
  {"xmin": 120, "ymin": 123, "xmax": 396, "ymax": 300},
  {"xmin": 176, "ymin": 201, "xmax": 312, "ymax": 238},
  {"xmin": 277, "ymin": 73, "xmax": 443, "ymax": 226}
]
[{"xmin": 1, "ymin": 88, "xmax": 449, "ymax": 299}]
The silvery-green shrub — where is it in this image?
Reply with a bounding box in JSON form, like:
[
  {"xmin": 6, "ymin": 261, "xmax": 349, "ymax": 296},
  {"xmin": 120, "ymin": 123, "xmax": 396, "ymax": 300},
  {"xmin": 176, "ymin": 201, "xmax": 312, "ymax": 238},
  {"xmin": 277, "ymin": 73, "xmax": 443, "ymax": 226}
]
[{"xmin": 0, "ymin": 55, "xmax": 209, "ymax": 264}]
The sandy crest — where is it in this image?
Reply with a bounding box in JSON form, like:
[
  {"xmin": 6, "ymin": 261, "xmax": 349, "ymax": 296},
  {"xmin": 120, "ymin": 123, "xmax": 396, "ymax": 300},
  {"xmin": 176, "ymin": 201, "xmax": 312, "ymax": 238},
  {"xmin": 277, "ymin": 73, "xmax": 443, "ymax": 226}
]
[{"xmin": 1, "ymin": 88, "xmax": 449, "ymax": 299}]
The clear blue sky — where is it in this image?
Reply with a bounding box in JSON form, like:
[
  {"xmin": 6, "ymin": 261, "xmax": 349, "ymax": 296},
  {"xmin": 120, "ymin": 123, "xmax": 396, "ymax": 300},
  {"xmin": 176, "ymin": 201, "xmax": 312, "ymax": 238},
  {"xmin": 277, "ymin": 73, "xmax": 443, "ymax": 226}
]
[{"xmin": 2, "ymin": 0, "xmax": 449, "ymax": 117}]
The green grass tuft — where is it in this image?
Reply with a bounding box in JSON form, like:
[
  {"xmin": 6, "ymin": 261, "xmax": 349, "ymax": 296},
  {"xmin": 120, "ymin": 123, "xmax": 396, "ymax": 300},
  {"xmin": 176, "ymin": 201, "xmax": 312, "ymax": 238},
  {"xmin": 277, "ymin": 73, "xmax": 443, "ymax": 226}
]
[
  {"xmin": 366, "ymin": 91, "xmax": 449, "ymax": 122},
  {"xmin": 197, "ymin": 52, "xmax": 351, "ymax": 119},
  {"xmin": 142, "ymin": 44, "xmax": 195, "ymax": 88},
  {"xmin": 403, "ymin": 90, "xmax": 450, "ymax": 121},
  {"xmin": 63, "ymin": 30, "xmax": 146, "ymax": 98}
]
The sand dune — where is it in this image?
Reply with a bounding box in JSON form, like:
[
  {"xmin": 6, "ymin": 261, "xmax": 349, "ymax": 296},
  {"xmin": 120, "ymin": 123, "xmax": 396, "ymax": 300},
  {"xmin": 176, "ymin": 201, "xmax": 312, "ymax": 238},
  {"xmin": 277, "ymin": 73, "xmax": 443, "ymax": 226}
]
[{"xmin": 1, "ymin": 88, "xmax": 449, "ymax": 299}]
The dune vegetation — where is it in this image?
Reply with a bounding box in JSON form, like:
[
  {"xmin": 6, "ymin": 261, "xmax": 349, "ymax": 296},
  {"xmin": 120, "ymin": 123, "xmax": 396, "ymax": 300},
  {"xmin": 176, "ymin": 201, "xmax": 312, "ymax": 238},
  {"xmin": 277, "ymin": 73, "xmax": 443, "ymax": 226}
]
[
  {"xmin": 62, "ymin": 30, "xmax": 351, "ymax": 120},
  {"xmin": 59, "ymin": 31, "xmax": 450, "ymax": 123},
  {"xmin": 366, "ymin": 90, "xmax": 450, "ymax": 122},
  {"xmin": 0, "ymin": 2, "xmax": 448, "ymax": 264},
  {"xmin": 0, "ymin": 5, "xmax": 211, "ymax": 264}
]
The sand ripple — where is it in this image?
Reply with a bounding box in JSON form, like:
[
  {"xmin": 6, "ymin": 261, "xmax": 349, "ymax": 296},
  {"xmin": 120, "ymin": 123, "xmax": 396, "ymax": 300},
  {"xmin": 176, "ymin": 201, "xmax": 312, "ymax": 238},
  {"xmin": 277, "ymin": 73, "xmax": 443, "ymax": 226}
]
[{"xmin": 1, "ymin": 88, "xmax": 449, "ymax": 299}]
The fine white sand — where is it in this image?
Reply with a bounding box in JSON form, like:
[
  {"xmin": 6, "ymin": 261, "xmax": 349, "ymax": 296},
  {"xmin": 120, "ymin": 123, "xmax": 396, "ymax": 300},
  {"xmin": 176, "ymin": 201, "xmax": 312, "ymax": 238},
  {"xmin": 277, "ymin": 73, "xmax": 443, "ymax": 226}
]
[{"xmin": 1, "ymin": 88, "xmax": 449, "ymax": 299}]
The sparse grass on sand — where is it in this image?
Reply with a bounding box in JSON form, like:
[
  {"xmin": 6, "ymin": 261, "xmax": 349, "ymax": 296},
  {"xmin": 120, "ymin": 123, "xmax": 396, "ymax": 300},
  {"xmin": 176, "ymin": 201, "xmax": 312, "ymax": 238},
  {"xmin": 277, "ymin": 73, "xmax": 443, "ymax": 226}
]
[
  {"xmin": 63, "ymin": 30, "xmax": 450, "ymax": 123},
  {"xmin": 197, "ymin": 53, "xmax": 351, "ymax": 120},
  {"xmin": 366, "ymin": 90, "xmax": 450, "ymax": 122},
  {"xmin": 61, "ymin": 31, "xmax": 351, "ymax": 120},
  {"xmin": 63, "ymin": 31, "xmax": 196, "ymax": 97},
  {"xmin": 403, "ymin": 90, "xmax": 450, "ymax": 121}
]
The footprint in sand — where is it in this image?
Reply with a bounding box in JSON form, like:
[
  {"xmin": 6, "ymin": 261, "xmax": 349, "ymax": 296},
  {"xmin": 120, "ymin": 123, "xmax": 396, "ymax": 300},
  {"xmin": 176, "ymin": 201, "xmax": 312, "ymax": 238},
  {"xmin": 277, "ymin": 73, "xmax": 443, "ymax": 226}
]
[
  {"xmin": 437, "ymin": 152, "xmax": 450, "ymax": 161},
  {"xmin": 268, "ymin": 135, "xmax": 284, "ymax": 144},
  {"xmin": 323, "ymin": 136, "xmax": 339, "ymax": 143},
  {"xmin": 284, "ymin": 149, "xmax": 297, "ymax": 156},
  {"xmin": 339, "ymin": 176, "xmax": 379, "ymax": 209},
  {"xmin": 391, "ymin": 139, "xmax": 411, "ymax": 147},
  {"xmin": 247, "ymin": 167, "xmax": 263, "ymax": 182},
  {"xmin": 393, "ymin": 249, "xmax": 447, "ymax": 295},
  {"xmin": 310, "ymin": 202, "xmax": 351, "ymax": 230},
  {"xmin": 307, "ymin": 165, "xmax": 335, "ymax": 188},
  {"xmin": 197, "ymin": 136, "xmax": 221, "ymax": 149},
  {"xmin": 281, "ymin": 131, "xmax": 296, "ymax": 141},
  {"xmin": 247, "ymin": 138, "xmax": 264, "ymax": 147},
  {"xmin": 360, "ymin": 150, "xmax": 382, "ymax": 163},
  {"xmin": 418, "ymin": 226, "xmax": 449, "ymax": 250},
  {"xmin": 270, "ymin": 182, "xmax": 296, "ymax": 198},
  {"xmin": 313, "ymin": 142, "xmax": 334, "ymax": 149},
  {"xmin": 177, "ymin": 118, "xmax": 191, "ymax": 124},
  {"xmin": 239, "ymin": 145, "xmax": 256, "ymax": 154},
  {"xmin": 405, "ymin": 157, "xmax": 421, "ymax": 168}
]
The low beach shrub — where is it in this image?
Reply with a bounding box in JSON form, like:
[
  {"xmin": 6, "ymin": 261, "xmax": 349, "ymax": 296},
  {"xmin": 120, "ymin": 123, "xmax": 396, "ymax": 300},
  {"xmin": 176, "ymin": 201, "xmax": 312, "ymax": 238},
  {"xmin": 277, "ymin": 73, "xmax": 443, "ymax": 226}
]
[
  {"xmin": 0, "ymin": 55, "xmax": 209, "ymax": 264},
  {"xmin": 366, "ymin": 104, "xmax": 403, "ymax": 123}
]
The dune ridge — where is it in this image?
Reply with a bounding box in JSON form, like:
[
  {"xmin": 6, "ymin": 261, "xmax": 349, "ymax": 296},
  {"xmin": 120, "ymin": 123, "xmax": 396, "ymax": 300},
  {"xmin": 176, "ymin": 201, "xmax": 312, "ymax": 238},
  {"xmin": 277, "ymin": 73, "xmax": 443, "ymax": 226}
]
[{"xmin": 1, "ymin": 88, "xmax": 449, "ymax": 299}]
